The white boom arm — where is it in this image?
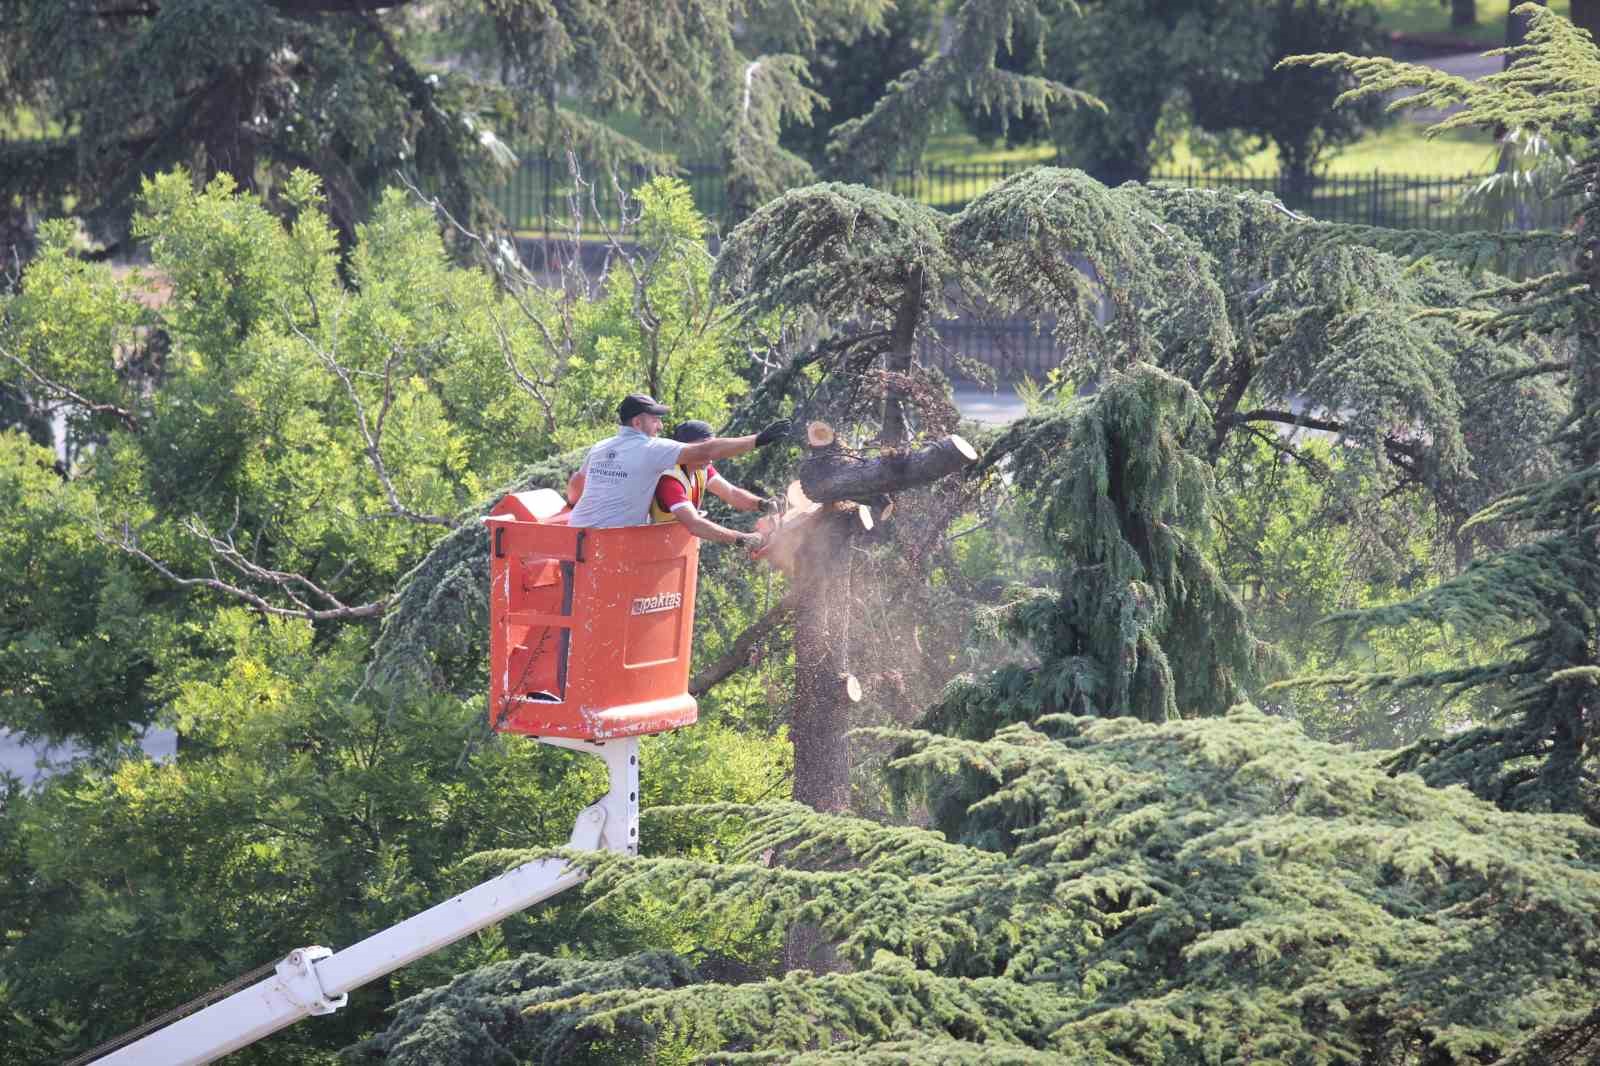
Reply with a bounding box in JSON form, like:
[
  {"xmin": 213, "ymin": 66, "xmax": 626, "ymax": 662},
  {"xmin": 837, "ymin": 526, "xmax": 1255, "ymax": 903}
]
[{"xmin": 88, "ymin": 737, "xmax": 640, "ymax": 1066}]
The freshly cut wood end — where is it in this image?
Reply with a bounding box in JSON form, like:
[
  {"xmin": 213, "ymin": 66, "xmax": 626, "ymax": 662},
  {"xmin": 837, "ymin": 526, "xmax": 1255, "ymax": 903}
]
[
  {"xmin": 878, "ymin": 500, "xmax": 895, "ymax": 522},
  {"xmin": 785, "ymin": 479, "xmax": 814, "ymax": 512},
  {"xmin": 842, "ymin": 673, "xmax": 863, "ymax": 702},
  {"xmin": 949, "ymin": 433, "xmax": 978, "ymax": 461},
  {"xmin": 806, "ymin": 420, "xmax": 836, "ymax": 448}
]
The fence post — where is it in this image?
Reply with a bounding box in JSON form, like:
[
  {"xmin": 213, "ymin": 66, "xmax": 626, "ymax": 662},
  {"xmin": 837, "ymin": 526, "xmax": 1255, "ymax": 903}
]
[{"xmin": 541, "ymin": 154, "xmax": 552, "ymax": 241}]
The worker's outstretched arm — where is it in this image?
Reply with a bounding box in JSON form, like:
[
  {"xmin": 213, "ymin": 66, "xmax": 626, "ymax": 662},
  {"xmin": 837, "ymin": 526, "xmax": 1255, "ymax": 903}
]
[
  {"xmin": 677, "ymin": 419, "xmax": 791, "ymax": 466},
  {"xmin": 708, "ymin": 477, "xmax": 767, "ymax": 513},
  {"xmin": 672, "ymin": 507, "xmax": 764, "ymax": 549}
]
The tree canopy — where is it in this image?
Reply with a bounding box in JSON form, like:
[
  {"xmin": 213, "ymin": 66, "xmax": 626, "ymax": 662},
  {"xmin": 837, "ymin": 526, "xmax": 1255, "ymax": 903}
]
[
  {"xmin": 358, "ymin": 709, "xmax": 1600, "ymax": 1065},
  {"xmin": 1279, "ymin": 4, "xmax": 1600, "ymax": 821},
  {"xmin": 5, "ymin": 10, "xmax": 1600, "ymax": 1059}
]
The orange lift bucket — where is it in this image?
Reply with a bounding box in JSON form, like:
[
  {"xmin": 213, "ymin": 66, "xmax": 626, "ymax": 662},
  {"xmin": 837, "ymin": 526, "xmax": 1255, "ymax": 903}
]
[{"xmin": 486, "ymin": 489, "xmax": 700, "ymax": 740}]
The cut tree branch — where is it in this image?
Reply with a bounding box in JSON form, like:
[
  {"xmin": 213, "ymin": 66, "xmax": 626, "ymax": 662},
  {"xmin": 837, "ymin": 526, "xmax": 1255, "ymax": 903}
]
[{"xmin": 798, "ymin": 433, "xmax": 978, "ymax": 503}]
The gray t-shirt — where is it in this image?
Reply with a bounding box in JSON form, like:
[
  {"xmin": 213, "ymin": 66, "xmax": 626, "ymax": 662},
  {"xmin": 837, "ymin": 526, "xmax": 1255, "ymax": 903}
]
[{"xmin": 568, "ymin": 427, "xmax": 686, "ymax": 528}]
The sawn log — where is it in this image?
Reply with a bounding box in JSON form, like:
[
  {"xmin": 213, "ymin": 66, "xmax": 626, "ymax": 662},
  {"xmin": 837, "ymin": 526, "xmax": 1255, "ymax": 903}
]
[{"xmin": 797, "ymin": 434, "xmax": 977, "ymax": 504}]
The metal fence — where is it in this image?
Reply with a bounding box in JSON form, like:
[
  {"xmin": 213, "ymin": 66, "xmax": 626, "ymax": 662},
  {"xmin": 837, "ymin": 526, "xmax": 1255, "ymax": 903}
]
[
  {"xmin": 488, "ymin": 154, "xmax": 1580, "ymax": 236},
  {"xmin": 918, "ymin": 319, "xmax": 1063, "ymax": 383},
  {"xmin": 489, "ymin": 154, "xmax": 1579, "ymax": 383},
  {"xmin": 1147, "ymin": 167, "xmax": 1579, "ymax": 232},
  {"xmin": 491, "ymin": 156, "xmax": 730, "ymax": 238}
]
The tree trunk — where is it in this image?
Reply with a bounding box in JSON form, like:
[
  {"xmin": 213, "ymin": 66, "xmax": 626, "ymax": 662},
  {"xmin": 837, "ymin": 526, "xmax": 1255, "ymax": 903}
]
[
  {"xmin": 882, "ymin": 265, "xmax": 925, "ymax": 445},
  {"xmin": 1279, "ymin": 156, "xmax": 1314, "ymax": 212},
  {"xmin": 775, "ymin": 429, "xmax": 978, "ymax": 972},
  {"xmin": 1451, "ymin": 0, "xmax": 1476, "ymax": 30},
  {"xmin": 789, "ymin": 510, "xmax": 856, "ymax": 815},
  {"xmin": 781, "ymin": 508, "xmax": 856, "ymax": 973}
]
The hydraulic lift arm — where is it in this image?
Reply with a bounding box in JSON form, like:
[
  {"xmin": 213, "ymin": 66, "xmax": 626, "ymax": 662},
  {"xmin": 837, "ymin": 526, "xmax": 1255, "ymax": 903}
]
[{"xmin": 88, "ymin": 736, "xmax": 639, "ymax": 1066}]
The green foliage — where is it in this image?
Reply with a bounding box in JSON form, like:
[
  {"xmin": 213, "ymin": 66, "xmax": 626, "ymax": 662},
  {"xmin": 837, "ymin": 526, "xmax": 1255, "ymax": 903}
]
[
  {"xmin": 771, "ymin": 0, "xmax": 940, "ymax": 167},
  {"xmin": 715, "ymin": 182, "xmax": 957, "ymax": 331},
  {"xmin": 0, "ymin": 605, "xmax": 788, "ymax": 1065},
  {"xmin": 1004, "ymin": 0, "xmax": 1389, "ymax": 185},
  {"xmin": 0, "ymin": 0, "xmax": 516, "ymax": 244},
  {"xmin": 825, "ymin": 0, "xmax": 1103, "ymax": 182},
  {"xmin": 1282, "ymin": 7, "xmax": 1600, "ymax": 821},
  {"xmin": 3, "ymin": 170, "xmax": 580, "ymax": 665},
  {"xmin": 916, "ymin": 366, "xmax": 1273, "ymax": 848},
  {"xmin": 1212, "ymin": 431, "xmax": 1517, "ymax": 748},
  {"xmin": 554, "ymin": 178, "xmax": 751, "ymax": 448},
  {"xmin": 0, "ymin": 219, "xmax": 152, "ymax": 453},
  {"xmin": 1187, "ymin": 0, "xmax": 1391, "ymax": 191},
  {"xmin": 952, "ymin": 168, "xmax": 1563, "ymax": 569},
  {"xmin": 0, "ymin": 433, "xmax": 158, "ymax": 742},
  {"xmin": 950, "ymin": 365, "xmax": 1271, "ymax": 728},
  {"xmin": 0, "ymin": 0, "xmax": 929, "ymax": 242},
  {"xmin": 363, "ymin": 709, "xmax": 1600, "ymax": 1064}
]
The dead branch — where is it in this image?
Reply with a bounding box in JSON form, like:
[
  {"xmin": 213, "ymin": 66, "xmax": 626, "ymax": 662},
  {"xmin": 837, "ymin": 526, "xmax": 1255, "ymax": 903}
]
[
  {"xmin": 689, "ymin": 595, "xmax": 797, "ymax": 696},
  {"xmin": 0, "ymin": 342, "xmax": 141, "ymax": 431},
  {"xmin": 102, "ymin": 518, "xmax": 386, "ymax": 621},
  {"xmin": 283, "ymin": 309, "xmax": 457, "ymax": 529}
]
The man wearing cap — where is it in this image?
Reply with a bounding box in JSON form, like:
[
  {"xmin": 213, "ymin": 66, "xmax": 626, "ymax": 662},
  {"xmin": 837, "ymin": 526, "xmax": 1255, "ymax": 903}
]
[
  {"xmin": 646, "ymin": 419, "xmax": 776, "ymax": 547},
  {"xmin": 566, "ymin": 393, "xmax": 789, "ymax": 534}
]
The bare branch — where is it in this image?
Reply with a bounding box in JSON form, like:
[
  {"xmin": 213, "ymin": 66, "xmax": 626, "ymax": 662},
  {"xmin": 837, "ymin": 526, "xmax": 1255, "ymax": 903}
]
[
  {"xmin": 282, "ymin": 306, "xmax": 458, "ymax": 529},
  {"xmin": 394, "ymin": 170, "xmax": 570, "ymax": 432},
  {"xmin": 0, "ymin": 341, "xmax": 141, "ymax": 431},
  {"xmin": 101, "ymin": 519, "xmax": 387, "ymax": 621},
  {"xmin": 486, "ymin": 307, "xmax": 559, "ymax": 434},
  {"xmin": 690, "ymin": 596, "xmax": 797, "ymax": 696}
]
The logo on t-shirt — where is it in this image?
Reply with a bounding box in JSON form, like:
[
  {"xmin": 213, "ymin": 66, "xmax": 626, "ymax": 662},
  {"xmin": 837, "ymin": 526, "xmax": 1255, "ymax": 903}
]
[{"xmin": 630, "ymin": 592, "xmax": 682, "ymax": 616}]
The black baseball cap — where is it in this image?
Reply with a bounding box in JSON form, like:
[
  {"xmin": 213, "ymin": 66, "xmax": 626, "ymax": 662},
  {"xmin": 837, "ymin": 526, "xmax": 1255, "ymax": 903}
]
[
  {"xmin": 669, "ymin": 419, "xmax": 714, "ymax": 443},
  {"xmin": 618, "ymin": 393, "xmax": 670, "ymax": 423}
]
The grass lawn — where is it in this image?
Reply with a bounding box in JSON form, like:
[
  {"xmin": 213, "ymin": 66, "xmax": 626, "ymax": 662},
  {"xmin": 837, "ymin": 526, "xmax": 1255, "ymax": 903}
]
[
  {"xmin": 921, "ymin": 122, "xmax": 1500, "ymax": 180},
  {"xmin": 1371, "ymin": 0, "xmax": 1569, "ymax": 44}
]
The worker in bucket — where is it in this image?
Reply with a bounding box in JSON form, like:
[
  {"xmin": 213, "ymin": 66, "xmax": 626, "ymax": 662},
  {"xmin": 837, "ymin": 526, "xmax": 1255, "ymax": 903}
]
[
  {"xmin": 566, "ymin": 393, "xmax": 789, "ymax": 535},
  {"xmin": 647, "ymin": 419, "xmax": 779, "ymax": 548}
]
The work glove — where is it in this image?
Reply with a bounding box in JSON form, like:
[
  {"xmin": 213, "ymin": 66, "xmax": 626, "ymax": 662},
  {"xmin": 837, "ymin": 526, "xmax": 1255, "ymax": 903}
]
[
  {"xmin": 754, "ymin": 419, "xmax": 792, "ymax": 448},
  {"xmin": 739, "ymin": 531, "xmax": 767, "ymax": 551}
]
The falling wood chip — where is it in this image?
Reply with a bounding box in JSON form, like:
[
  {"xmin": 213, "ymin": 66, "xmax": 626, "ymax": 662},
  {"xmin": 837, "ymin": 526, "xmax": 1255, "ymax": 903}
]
[
  {"xmin": 842, "ymin": 673, "xmax": 863, "ymax": 702},
  {"xmin": 857, "ymin": 505, "xmax": 874, "ymax": 531}
]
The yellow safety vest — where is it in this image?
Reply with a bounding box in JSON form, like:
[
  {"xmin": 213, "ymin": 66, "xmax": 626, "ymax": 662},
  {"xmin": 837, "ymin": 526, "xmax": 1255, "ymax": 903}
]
[{"xmin": 650, "ymin": 466, "xmax": 707, "ymax": 524}]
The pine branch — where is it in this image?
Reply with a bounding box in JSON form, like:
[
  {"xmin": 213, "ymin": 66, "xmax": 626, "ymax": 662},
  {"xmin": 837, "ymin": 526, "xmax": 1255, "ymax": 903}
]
[{"xmin": 825, "ymin": 0, "xmax": 1101, "ymax": 181}]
